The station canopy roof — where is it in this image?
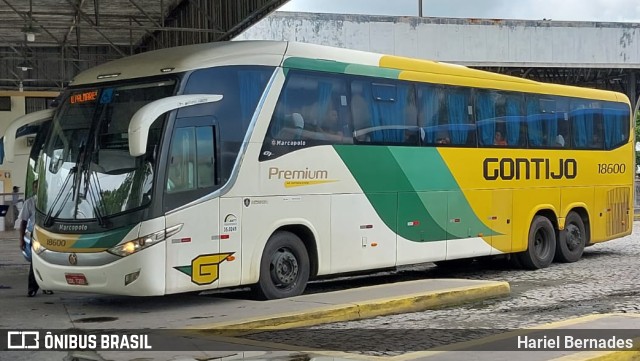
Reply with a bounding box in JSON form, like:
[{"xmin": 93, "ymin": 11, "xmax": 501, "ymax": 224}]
[{"xmin": 0, "ymin": 0, "xmax": 290, "ymax": 91}]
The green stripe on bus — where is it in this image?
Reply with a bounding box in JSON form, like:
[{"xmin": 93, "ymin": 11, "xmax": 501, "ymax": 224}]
[
  {"xmin": 334, "ymin": 145, "xmax": 496, "ymax": 242},
  {"xmin": 283, "ymin": 57, "xmax": 401, "ymax": 79},
  {"xmin": 71, "ymin": 226, "xmax": 135, "ymax": 249}
]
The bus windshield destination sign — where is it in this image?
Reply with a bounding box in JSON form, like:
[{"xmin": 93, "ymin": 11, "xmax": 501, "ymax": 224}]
[{"xmin": 70, "ymin": 90, "xmax": 98, "ymax": 104}]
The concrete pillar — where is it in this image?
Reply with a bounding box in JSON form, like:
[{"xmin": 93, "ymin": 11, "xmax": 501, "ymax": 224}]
[{"xmin": 629, "ymin": 71, "xmax": 637, "ymax": 114}]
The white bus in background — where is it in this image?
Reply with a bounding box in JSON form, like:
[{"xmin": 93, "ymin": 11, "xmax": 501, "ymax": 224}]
[{"xmin": 8, "ymin": 41, "xmax": 631, "ymax": 299}]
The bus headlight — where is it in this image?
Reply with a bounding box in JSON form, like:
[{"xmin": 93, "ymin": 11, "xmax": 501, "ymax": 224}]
[
  {"xmin": 31, "ymin": 232, "xmax": 46, "ymax": 255},
  {"xmin": 107, "ymin": 224, "xmax": 182, "ymax": 257},
  {"xmin": 108, "ymin": 231, "xmax": 165, "ymax": 257}
]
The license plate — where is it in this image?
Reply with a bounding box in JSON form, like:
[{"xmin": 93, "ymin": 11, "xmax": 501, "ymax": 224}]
[{"xmin": 65, "ymin": 273, "xmax": 88, "ymax": 286}]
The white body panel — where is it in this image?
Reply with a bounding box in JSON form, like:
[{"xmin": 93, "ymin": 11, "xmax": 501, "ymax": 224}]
[
  {"xmin": 330, "ymin": 194, "xmax": 396, "ymax": 273},
  {"xmin": 164, "ymin": 198, "xmax": 220, "ymax": 294},
  {"xmin": 218, "ymin": 198, "xmax": 243, "ymax": 288},
  {"xmin": 446, "ymin": 237, "xmax": 494, "ymax": 260},
  {"xmin": 396, "ymin": 238, "xmax": 447, "ymax": 265},
  {"xmin": 33, "ymin": 241, "xmax": 166, "ymax": 296}
]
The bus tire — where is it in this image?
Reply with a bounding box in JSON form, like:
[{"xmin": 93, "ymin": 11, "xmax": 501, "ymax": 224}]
[
  {"xmin": 555, "ymin": 211, "xmax": 586, "ymax": 263},
  {"xmin": 518, "ymin": 215, "xmax": 556, "ymax": 269},
  {"xmin": 252, "ymin": 231, "xmax": 310, "ymax": 300}
]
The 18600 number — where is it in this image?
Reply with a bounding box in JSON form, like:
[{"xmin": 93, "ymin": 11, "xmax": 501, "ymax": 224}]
[{"xmin": 597, "ymin": 163, "xmax": 626, "ymax": 174}]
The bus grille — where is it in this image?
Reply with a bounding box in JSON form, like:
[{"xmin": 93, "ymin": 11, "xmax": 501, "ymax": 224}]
[{"xmin": 607, "ymin": 187, "xmax": 630, "ymax": 236}]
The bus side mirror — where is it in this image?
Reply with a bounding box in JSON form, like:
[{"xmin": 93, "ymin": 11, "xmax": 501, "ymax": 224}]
[{"xmin": 128, "ymin": 94, "xmax": 223, "ymax": 157}]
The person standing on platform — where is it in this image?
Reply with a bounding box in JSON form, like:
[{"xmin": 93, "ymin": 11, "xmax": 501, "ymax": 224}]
[{"xmin": 19, "ymin": 180, "xmax": 52, "ymax": 297}]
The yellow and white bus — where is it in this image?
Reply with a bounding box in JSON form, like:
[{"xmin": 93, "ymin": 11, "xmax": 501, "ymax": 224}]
[{"xmin": 8, "ymin": 41, "xmax": 633, "ymax": 299}]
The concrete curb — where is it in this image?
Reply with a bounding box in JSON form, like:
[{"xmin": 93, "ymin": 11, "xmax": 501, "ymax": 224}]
[{"xmin": 191, "ymin": 281, "xmax": 510, "ymax": 336}]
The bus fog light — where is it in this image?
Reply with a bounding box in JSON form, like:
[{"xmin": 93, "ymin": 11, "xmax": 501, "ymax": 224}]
[{"xmin": 125, "ymin": 270, "xmax": 140, "ymax": 286}]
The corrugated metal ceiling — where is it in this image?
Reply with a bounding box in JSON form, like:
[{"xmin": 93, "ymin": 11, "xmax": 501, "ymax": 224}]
[{"xmin": 0, "ymin": 0, "xmax": 290, "ymax": 91}]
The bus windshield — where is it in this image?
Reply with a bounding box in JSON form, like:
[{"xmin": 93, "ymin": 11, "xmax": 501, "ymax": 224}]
[{"xmin": 38, "ymin": 79, "xmax": 176, "ymax": 221}]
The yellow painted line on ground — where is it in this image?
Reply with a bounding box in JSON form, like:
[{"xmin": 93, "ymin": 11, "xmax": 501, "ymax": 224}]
[
  {"xmin": 188, "ymin": 281, "xmax": 510, "ymax": 336},
  {"xmin": 384, "ymin": 314, "xmax": 638, "ymax": 361},
  {"xmin": 549, "ymin": 337, "xmax": 640, "ymax": 361},
  {"xmin": 550, "ymin": 350, "xmax": 640, "ymax": 361}
]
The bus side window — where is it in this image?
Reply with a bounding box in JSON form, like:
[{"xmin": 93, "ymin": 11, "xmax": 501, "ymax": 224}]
[
  {"xmin": 351, "ymin": 80, "xmax": 417, "ymax": 145},
  {"xmin": 602, "ymin": 104, "xmax": 630, "ymax": 150},
  {"xmin": 167, "ymin": 127, "xmax": 196, "ymax": 193},
  {"xmin": 417, "ymin": 84, "xmax": 443, "ymax": 145}
]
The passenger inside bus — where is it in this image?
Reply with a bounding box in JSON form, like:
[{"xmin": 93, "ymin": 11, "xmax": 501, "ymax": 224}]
[
  {"xmin": 494, "ymin": 131, "xmax": 507, "ymax": 146},
  {"xmin": 435, "ymin": 131, "xmax": 450, "ymax": 144},
  {"xmin": 316, "ymin": 108, "xmax": 349, "ymax": 142},
  {"xmin": 275, "ymin": 112, "xmax": 305, "ymax": 139}
]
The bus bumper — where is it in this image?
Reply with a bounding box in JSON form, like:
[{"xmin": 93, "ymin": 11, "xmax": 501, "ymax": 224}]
[{"xmin": 32, "ymin": 243, "xmax": 166, "ymax": 296}]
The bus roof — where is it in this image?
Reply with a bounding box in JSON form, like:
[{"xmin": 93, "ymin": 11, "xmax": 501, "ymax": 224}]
[
  {"xmin": 70, "ymin": 40, "xmax": 628, "ymax": 104},
  {"xmin": 71, "ymin": 41, "xmax": 288, "ymax": 86}
]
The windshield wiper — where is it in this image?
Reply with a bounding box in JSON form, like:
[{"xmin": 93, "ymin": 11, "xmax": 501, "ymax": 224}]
[
  {"xmin": 43, "ymin": 166, "xmax": 77, "ymax": 227},
  {"xmin": 84, "ymin": 169, "xmax": 111, "ymax": 228}
]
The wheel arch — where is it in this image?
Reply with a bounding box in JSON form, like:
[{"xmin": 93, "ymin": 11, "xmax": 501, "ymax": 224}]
[
  {"xmin": 517, "ymin": 206, "xmax": 558, "ymax": 253},
  {"xmin": 246, "ymin": 219, "xmax": 319, "ymax": 285},
  {"xmin": 528, "ymin": 206, "xmax": 560, "ymax": 233},
  {"xmin": 565, "ymin": 206, "xmax": 591, "ymax": 246},
  {"xmin": 275, "ymin": 224, "xmax": 319, "ymax": 278}
]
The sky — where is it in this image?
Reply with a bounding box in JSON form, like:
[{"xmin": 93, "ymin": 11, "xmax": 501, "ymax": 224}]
[{"xmin": 280, "ymin": 0, "xmax": 640, "ymax": 23}]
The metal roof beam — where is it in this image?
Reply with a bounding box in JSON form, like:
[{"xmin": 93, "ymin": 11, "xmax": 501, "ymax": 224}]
[
  {"xmin": 63, "ymin": 0, "xmax": 84, "ymax": 47},
  {"xmin": 64, "ymin": 0, "xmax": 126, "ymax": 56},
  {"xmin": 128, "ymin": 0, "xmax": 162, "ymax": 28},
  {"xmin": 187, "ymin": 0, "xmax": 225, "ymax": 33},
  {"xmin": 93, "ymin": 0, "xmax": 99, "ymax": 25},
  {"xmin": 0, "ymin": 0, "xmax": 62, "ymax": 44},
  {"xmin": 130, "ymin": 16, "xmax": 163, "ymax": 49}
]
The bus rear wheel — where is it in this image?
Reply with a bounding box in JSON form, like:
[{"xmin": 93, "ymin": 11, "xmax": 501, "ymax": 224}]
[
  {"xmin": 518, "ymin": 215, "xmax": 556, "ymax": 269},
  {"xmin": 555, "ymin": 211, "xmax": 586, "ymax": 263},
  {"xmin": 253, "ymin": 231, "xmax": 310, "ymax": 300}
]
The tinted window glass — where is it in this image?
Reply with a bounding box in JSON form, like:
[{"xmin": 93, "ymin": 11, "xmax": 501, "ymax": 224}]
[
  {"xmin": 570, "ymin": 101, "xmax": 604, "ymax": 150},
  {"xmin": 418, "ymin": 85, "xmax": 474, "ymax": 146},
  {"xmin": 196, "ymin": 126, "xmax": 215, "ymax": 188},
  {"xmin": 261, "ymin": 70, "xmax": 352, "ymax": 160},
  {"xmin": 351, "ymin": 80, "xmax": 417, "ymax": 144},
  {"xmin": 167, "ymin": 127, "xmax": 196, "ymax": 193},
  {"xmin": 603, "ymin": 103, "xmax": 630, "ymax": 150},
  {"xmin": 183, "ymin": 66, "xmax": 273, "ymax": 182}
]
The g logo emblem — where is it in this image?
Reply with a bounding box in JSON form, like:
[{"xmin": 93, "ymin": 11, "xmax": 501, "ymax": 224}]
[
  {"xmin": 68, "ymin": 253, "xmax": 78, "ymax": 265},
  {"xmin": 243, "ymin": 198, "xmax": 250, "ymax": 207}
]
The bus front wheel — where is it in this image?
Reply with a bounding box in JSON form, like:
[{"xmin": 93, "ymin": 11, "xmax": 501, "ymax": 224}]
[
  {"xmin": 253, "ymin": 231, "xmax": 310, "ymax": 300},
  {"xmin": 555, "ymin": 211, "xmax": 586, "ymax": 263},
  {"xmin": 518, "ymin": 215, "xmax": 556, "ymax": 269}
]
